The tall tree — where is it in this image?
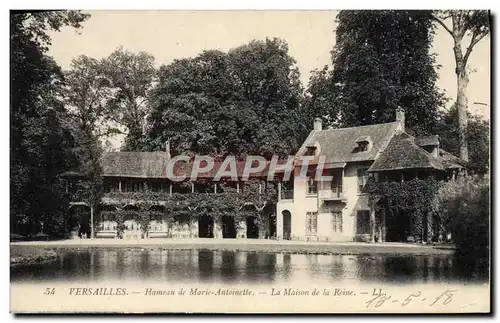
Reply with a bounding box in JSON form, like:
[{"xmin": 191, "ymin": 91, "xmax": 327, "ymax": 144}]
[
  {"xmin": 303, "ymin": 65, "xmax": 340, "ymax": 129},
  {"xmin": 10, "ymin": 11, "xmax": 89, "ymax": 236},
  {"xmin": 101, "ymin": 47, "xmax": 156, "ymax": 151},
  {"xmin": 434, "ymin": 105, "xmax": 489, "ymax": 174},
  {"xmin": 308, "ymin": 10, "xmax": 445, "ymax": 135},
  {"xmin": 228, "ymin": 38, "xmax": 307, "ymax": 157},
  {"xmin": 63, "ymin": 55, "xmax": 112, "ymax": 238},
  {"xmin": 432, "ymin": 10, "xmax": 490, "ymax": 162},
  {"xmin": 147, "ymin": 50, "xmax": 237, "ymax": 157},
  {"xmin": 146, "ymin": 38, "xmax": 307, "ymax": 159}
]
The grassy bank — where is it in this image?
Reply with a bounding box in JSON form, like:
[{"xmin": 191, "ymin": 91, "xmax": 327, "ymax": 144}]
[
  {"xmin": 11, "ymin": 240, "xmax": 455, "ymax": 262},
  {"xmin": 10, "ymin": 245, "xmax": 58, "ymax": 266}
]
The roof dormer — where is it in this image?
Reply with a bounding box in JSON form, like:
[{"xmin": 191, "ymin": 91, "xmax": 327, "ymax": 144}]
[
  {"xmin": 304, "ymin": 141, "xmax": 321, "ymax": 156},
  {"xmin": 415, "ymin": 135, "xmax": 440, "ymax": 158},
  {"xmin": 355, "ymin": 135, "xmax": 372, "ymax": 152}
]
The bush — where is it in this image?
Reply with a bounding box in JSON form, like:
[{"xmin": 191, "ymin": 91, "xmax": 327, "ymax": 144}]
[{"xmin": 437, "ymin": 176, "xmax": 490, "ymax": 258}]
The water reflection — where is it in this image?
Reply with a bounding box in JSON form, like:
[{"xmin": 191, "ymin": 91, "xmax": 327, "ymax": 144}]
[{"xmin": 10, "ymin": 249, "xmax": 488, "ymax": 284}]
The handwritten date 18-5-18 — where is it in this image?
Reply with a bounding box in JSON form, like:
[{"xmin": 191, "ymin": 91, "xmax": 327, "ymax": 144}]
[{"xmin": 365, "ymin": 289, "xmax": 458, "ymax": 309}]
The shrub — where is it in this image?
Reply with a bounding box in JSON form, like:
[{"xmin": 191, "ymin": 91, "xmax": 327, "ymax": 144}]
[{"xmin": 437, "ymin": 176, "xmax": 490, "ymax": 258}]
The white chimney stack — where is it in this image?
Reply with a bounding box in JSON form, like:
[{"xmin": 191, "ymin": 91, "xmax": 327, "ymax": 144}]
[
  {"xmin": 313, "ymin": 117, "xmax": 323, "ymax": 131},
  {"xmin": 396, "ymin": 107, "xmax": 405, "ymax": 132},
  {"xmin": 165, "ymin": 141, "xmax": 171, "ymax": 160}
]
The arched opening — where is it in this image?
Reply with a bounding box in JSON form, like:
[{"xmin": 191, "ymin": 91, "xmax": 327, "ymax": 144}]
[
  {"xmin": 198, "ymin": 215, "xmax": 214, "ymax": 238},
  {"xmin": 68, "ymin": 205, "xmax": 91, "ymax": 239},
  {"xmin": 222, "ymin": 216, "xmax": 236, "ymax": 238},
  {"xmin": 99, "ymin": 205, "xmax": 118, "ymax": 232},
  {"xmin": 246, "ymin": 216, "xmax": 259, "ymax": 239},
  {"xmin": 282, "ymin": 210, "xmax": 291, "ymax": 240},
  {"xmin": 149, "ymin": 205, "xmax": 168, "ymax": 237},
  {"xmin": 123, "ymin": 205, "xmax": 140, "ymax": 234}
]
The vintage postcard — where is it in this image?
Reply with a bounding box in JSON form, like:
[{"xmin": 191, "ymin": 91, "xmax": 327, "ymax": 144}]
[{"xmin": 10, "ymin": 9, "xmax": 491, "ymax": 314}]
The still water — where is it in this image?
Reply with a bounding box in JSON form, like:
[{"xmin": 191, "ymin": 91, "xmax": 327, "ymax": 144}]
[{"xmin": 10, "ymin": 249, "xmax": 488, "ymax": 285}]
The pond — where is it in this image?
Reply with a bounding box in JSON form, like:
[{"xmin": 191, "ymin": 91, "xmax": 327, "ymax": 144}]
[{"xmin": 10, "ymin": 248, "xmax": 489, "ymax": 285}]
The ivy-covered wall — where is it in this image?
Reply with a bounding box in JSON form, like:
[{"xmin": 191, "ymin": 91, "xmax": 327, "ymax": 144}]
[
  {"xmin": 366, "ymin": 177, "xmax": 440, "ymax": 242},
  {"xmin": 95, "ymin": 180, "xmax": 278, "ymax": 239}
]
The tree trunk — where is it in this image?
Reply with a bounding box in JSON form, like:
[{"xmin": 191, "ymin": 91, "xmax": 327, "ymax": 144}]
[
  {"xmin": 456, "ymin": 68, "xmax": 469, "ymax": 162},
  {"xmin": 454, "ymin": 37, "xmax": 469, "ymax": 162}
]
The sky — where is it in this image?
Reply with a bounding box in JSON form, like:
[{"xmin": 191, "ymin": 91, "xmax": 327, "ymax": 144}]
[{"xmin": 47, "ymin": 10, "xmax": 491, "ymax": 120}]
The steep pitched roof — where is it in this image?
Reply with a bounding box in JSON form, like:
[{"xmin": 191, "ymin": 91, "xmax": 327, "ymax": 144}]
[
  {"xmin": 101, "ymin": 152, "xmax": 288, "ymax": 179},
  {"xmin": 439, "ymin": 149, "xmax": 468, "ymax": 169},
  {"xmin": 368, "ymin": 132, "xmax": 444, "ymax": 172},
  {"xmin": 101, "ymin": 152, "xmax": 169, "ymax": 178},
  {"xmin": 415, "ymin": 135, "xmax": 439, "ymax": 147},
  {"xmin": 297, "ymin": 122, "xmax": 400, "ymax": 163}
]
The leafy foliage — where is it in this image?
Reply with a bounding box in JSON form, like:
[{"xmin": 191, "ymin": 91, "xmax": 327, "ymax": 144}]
[
  {"xmin": 434, "ymin": 104, "xmax": 490, "ymax": 174},
  {"xmin": 306, "ymin": 10, "xmax": 445, "ymax": 135},
  {"xmin": 10, "ymin": 11, "xmax": 89, "ymax": 237},
  {"xmin": 101, "ymin": 47, "xmax": 157, "ymax": 151},
  {"xmin": 146, "ymin": 38, "xmax": 307, "ymax": 159},
  {"xmin": 366, "ymin": 177, "xmax": 440, "ymax": 242},
  {"xmin": 97, "ymin": 180, "xmax": 277, "ymax": 238},
  {"xmin": 436, "ymin": 176, "xmax": 489, "ymax": 257}
]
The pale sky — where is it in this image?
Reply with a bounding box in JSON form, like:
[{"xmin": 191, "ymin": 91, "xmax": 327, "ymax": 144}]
[{"xmin": 48, "ymin": 10, "xmax": 491, "ymax": 120}]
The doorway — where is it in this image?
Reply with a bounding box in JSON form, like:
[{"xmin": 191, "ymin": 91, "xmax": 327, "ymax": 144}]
[
  {"xmin": 282, "ymin": 210, "xmax": 291, "ymax": 240},
  {"xmin": 198, "ymin": 215, "xmax": 214, "ymax": 238},
  {"xmin": 222, "ymin": 216, "xmax": 236, "ymax": 238},
  {"xmin": 246, "ymin": 216, "xmax": 259, "ymax": 239}
]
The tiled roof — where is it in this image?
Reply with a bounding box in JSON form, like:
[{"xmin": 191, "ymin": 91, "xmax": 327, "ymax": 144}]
[
  {"xmin": 439, "ymin": 149, "xmax": 468, "ymax": 169},
  {"xmin": 297, "ymin": 122, "xmax": 400, "ymax": 163},
  {"xmin": 368, "ymin": 132, "xmax": 445, "ymax": 172},
  {"xmin": 101, "ymin": 152, "xmax": 288, "ymax": 179},
  {"xmin": 102, "ymin": 152, "xmax": 169, "ymax": 178},
  {"xmin": 415, "ymin": 135, "xmax": 439, "ymax": 147}
]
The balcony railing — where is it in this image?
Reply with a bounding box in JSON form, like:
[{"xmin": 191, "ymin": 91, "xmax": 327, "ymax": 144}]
[{"xmin": 318, "ymin": 185, "xmax": 345, "ymax": 200}]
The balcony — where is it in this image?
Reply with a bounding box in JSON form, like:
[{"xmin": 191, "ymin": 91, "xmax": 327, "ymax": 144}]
[{"xmin": 318, "ymin": 186, "xmax": 346, "ymax": 201}]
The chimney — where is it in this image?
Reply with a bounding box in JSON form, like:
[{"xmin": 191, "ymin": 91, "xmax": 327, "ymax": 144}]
[
  {"xmin": 396, "ymin": 107, "xmax": 405, "ymax": 132},
  {"xmin": 313, "ymin": 117, "xmax": 323, "ymax": 131},
  {"xmin": 165, "ymin": 141, "xmax": 171, "ymax": 160}
]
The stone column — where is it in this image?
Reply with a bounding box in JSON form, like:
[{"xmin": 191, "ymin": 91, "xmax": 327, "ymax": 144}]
[
  {"xmin": 276, "ymin": 207, "xmax": 283, "ymax": 240},
  {"xmin": 237, "ymin": 220, "xmax": 247, "ymax": 239},
  {"xmin": 213, "ymin": 219, "xmax": 222, "ymax": 239},
  {"xmin": 380, "ymin": 208, "xmax": 386, "ymax": 243},
  {"xmin": 370, "ymin": 208, "xmax": 376, "ymax": 243}
]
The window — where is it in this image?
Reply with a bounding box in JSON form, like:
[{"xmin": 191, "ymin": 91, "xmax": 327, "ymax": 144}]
[
  {"xmin": 332, "ymin": 212, "xmax": 343, "ymax": 233},
  {"xmin": 306, "ymin": 177, "xmax": 318, "ymax": 195},
  {"xmin": 358, "ymin": 142, "xmax": 368, "ymax": 152},
  {"xmin": 306, "ymin": 212, "xmax": 318, "ymax": 235},
  {"xmin": 356, "ymin": 211, "xmax": 370, "ymax": 235},
  {"xmin": 357, "ymin": 168, "xmax": 369, "ymax": 192},
  {"xmin": 305, "ymin": 147, "xmax": 316, "ymax": 156}
]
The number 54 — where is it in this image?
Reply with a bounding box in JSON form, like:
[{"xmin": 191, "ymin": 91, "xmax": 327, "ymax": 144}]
[{"xmin": 43, "ymin": 288, "xmax": 55, "ymax": 295}]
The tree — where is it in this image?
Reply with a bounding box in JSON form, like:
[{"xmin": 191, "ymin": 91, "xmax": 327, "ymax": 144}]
[
  {"xmin": 228, "ymin": 38, "xmax": 308, "ymax": 157},
  {"xmin": 303, "ymin": 65, "xmax": 340, "ymax": 129},
  {"xmin": 434, "ymin": 105, "xmax": 489, "ymax": 174},
  {"xmin": 101, "ymin": 47, "xmax": 157, "ymax": 151},
  {"xmin": 432, "ymin": 10, "xmax": 490, "ymax": 162},
  {"xmin": 147, "ymin": 50, "xmax": 237, "ymax": 157},
  {"xmin": 146, "ymin": 38, "xmax": 307, "ymax": 159},
  {"xmin": 63, "ymin": 55, "xmax": 112, "ymax": 238},
  {"xmin": 309, "ymin": 10, "xmax": 445, "ymax": 135},
  {"xmin": 10, "ymin": 11, "xmax": 89, "ymax": 236}
]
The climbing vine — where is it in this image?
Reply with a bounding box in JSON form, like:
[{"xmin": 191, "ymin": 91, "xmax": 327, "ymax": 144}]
[
  {"xmin": 365, "ymin": 177, "xmax": 441, "ymax": 242},
  {"xmin": 96, "ymin": 179, "xmax": 278, "ymax": 238}
]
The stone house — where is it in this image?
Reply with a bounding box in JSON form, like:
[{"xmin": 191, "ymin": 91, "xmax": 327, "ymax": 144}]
[{"xmin": 65, "ymin": 108, "xmax": 466, "ymax": 242}]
